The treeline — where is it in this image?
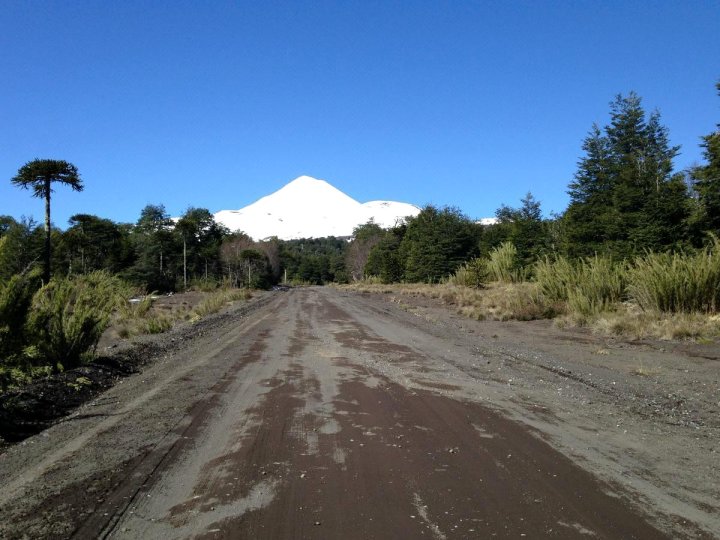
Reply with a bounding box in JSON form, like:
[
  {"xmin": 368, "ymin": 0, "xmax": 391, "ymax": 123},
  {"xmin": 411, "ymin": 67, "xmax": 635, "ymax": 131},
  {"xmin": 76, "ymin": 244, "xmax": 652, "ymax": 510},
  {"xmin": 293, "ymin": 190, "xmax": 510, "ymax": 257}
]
[
  {"xmin": 351, "ymin": 86, "xmax": 720, "ymax": 283},
  {"xmin": 3, "ymin": 86, "xmax": 718, "ymax": 292},
  {"xmin": 0, "ymin": 207, "xmax": 348, "ymax": 291},
  {"xmin": 1, "ymin": 83, "xmax": 718, "ymax": 386}
]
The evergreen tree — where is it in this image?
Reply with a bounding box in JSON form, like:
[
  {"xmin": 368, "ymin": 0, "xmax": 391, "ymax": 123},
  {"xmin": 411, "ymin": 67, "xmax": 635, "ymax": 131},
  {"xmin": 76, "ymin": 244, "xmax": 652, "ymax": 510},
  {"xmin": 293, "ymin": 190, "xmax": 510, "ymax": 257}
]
[
  {"xmin": 346, "ymin": 221, "xmax": 384, "ymax": 281},
  {"xmin": 128, "ymin": 204, "xmax": 177, "ymax": 291},
  {"xmin": 493, "ymin": 193, "xmax": 547, "ymax": 266},
  {"xmin": 0, "ymin": 216, "xmax": 43, "ymax": 280},
  {"xmin": 10, "ymin": 159, "xmax": 83, "ymax": 282},
  {"xmin": 62, "ymin": 214, "xmax": 133, "ymax": 275},
  {"xmin": 400, "ymin": 206, "xmax": 478, "ymax": 282},
  {"xmin": 690, "ymin": 80, "xmax": 720, "ymax": 238},
  {"xmin": 176, "ymin": 207, "xmax": 227, "ymax": 287},
  {"xmin": 278, "ymin": 237, "xmax": 348, "ymax": 284},
  {"xmin": 563, "ymin": 93, "xmax": 689, "ymax": 257},
  {"xmin": 365, "ymin": 228, "xmax": 405, "ymax": 283}
]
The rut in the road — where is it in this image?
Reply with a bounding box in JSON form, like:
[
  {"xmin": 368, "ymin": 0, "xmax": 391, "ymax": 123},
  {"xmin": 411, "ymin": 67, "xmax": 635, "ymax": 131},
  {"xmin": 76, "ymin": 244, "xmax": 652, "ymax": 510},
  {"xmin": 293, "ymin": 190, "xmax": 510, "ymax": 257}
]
[
  {"xmin": 0, "ymin": 289, "xmax": 674, "ymax": 539},
  {"xmin": 105, "ymin": 289, "xmax": 666, "ymax": 539}
]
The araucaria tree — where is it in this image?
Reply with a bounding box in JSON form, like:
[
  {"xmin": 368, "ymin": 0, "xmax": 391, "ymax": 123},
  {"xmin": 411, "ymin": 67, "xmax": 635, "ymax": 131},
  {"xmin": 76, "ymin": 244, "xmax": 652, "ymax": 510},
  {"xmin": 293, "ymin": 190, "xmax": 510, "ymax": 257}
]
[
  {"xmin": 11, "ymin": 159, "xmax": 83, "ymax": 282},
  {"xmin": 563, "ymin": 93, "xmax": 689, "ymax": 258}
]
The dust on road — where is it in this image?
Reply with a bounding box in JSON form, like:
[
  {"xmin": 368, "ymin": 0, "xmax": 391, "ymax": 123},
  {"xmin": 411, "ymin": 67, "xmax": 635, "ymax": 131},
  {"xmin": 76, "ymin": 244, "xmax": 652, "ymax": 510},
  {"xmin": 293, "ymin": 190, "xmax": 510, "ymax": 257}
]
[{"xmin": 0, "ymin": 288, "xmax": 717, "ymax": 539}]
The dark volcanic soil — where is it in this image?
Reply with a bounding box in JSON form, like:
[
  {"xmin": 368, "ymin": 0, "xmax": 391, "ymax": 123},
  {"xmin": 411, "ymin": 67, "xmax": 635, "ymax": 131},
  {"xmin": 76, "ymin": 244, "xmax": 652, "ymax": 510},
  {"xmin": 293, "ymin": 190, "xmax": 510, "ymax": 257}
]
[
  {"xmin": 0, "ymin": 292, "xmax": 272, "ymax": 443},
  {"xmin": 0, "ymin": 287, "xmax": 717, "ymax": 539}
]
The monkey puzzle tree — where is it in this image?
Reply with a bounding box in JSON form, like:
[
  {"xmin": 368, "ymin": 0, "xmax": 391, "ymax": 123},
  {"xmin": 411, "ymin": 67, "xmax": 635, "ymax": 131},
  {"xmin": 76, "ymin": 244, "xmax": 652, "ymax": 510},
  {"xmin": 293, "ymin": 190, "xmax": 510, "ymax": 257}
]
[{"xmin": 11, "ymin": 159, "xmax": 83, "ymax": 282}]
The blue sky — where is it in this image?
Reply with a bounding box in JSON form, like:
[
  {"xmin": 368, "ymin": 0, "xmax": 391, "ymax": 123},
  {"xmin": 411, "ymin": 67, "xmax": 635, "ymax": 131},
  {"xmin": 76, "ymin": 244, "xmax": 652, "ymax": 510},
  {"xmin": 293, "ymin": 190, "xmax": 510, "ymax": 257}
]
[{"xmin": 1, "ymin": 1, "xmax": 718, "ymax": 227}]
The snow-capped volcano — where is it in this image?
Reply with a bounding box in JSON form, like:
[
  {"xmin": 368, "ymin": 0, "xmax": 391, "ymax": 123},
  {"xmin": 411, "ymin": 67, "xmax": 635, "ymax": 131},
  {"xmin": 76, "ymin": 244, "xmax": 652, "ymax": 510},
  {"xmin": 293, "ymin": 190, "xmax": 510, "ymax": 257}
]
[{"xmin": 214, "ymin": 176, "xmax": 420, "ymax": 240}]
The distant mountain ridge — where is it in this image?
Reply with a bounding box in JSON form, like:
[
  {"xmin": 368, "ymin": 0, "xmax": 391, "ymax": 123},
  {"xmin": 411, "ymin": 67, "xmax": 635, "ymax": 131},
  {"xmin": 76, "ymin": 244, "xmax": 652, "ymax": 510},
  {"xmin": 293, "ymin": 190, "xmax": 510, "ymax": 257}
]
[{"xmin": 213, "ymin": 175, "xmax": 421, "ymax": 241}]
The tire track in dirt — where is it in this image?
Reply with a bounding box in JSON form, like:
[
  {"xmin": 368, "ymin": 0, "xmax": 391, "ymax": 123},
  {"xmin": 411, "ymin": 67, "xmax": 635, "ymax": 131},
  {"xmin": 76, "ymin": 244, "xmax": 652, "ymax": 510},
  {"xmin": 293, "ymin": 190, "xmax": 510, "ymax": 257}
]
[
  {"xmin": 106, "ymin": 288, "xmax": 666, "ymax": 539},
  {"xmin": 0, "ymin": 288, "xmax": 701, "ymax": 538}
]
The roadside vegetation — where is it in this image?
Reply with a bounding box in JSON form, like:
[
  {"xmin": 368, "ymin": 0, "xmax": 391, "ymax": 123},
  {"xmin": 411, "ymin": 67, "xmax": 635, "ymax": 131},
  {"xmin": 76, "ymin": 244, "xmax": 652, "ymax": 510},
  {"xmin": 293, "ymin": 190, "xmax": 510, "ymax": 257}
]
[
  {"xmin": 343, "ymin": 84, "xmax": 720, "ymax": 340},
  {"xmin": 347, "ymin": 240, "xmax": 720, "ymax": 341},
  {"xmin": 2, "ymin": 82, "xmax": 719, "ymax": 393}
]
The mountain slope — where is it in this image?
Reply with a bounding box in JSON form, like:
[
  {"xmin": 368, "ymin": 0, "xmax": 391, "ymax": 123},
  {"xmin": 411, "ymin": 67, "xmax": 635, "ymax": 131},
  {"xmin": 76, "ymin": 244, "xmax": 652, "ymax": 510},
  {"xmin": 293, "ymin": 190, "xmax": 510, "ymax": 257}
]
[{"xmin": 214, "ymin": 176, "xmax": 420, "ymax": 240}]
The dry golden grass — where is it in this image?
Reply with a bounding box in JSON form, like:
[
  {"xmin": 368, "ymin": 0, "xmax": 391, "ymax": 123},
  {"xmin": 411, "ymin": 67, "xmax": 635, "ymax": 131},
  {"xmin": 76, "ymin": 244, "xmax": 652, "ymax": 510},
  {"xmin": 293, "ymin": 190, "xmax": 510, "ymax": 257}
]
[
  {"xmin": 192, "ymin": 288, "xmax": 252, "ymax": 318},
  {"xmin": 631, "ymin": 362, "xmax": 661, "ymax": 377},
  {"xmin": 343, "ymin": 281, "xmax": 560, "ymax": 321},
  {"xmin": 114, "ymin": 288, "xmax": 253, "ymax": 338},
  {"xmin": 343, "ymin": 280, "xmax": 719, "ymax": 342},
  {"xmin": 589, "ymin": 310, "xmax": 720, "ymax": 341}
]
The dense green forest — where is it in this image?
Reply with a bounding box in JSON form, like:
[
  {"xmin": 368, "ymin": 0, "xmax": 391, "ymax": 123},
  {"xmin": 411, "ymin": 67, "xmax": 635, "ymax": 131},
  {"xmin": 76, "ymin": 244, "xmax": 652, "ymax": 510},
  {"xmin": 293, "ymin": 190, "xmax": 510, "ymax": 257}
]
[{"xmin": 1, "ymin": 85, "xmax": 719, "ymax": 383}]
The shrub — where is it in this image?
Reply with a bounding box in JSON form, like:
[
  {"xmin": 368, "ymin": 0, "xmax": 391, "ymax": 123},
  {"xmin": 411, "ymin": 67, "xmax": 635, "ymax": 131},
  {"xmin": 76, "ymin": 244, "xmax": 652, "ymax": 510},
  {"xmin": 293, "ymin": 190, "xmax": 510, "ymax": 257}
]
[
  {"xmin": 0, "ymin": 269, "xmax": 42, "ymax": 366},
  {"xmin": 448, "ymin": 258, "xmax": 488, "ymax": 288},
  {"xmin": 627, "ymin": 246, "xmax": 720, "ymax": 313},
  {"xmin": 117, "ymin": 292, "xmax": 154, "ymax": 321},
  {"xmin": 487, "ymin": 242, "xmax": 524, "ymax": 283},
  {"xmin": 26, "ymin": 271, "xmax": 125, "ymax": 371}
]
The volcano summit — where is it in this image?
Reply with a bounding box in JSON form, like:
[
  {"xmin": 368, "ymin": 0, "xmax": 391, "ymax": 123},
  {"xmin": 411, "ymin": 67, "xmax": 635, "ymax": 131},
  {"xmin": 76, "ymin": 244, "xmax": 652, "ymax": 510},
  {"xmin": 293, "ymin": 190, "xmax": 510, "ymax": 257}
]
[{"xmin": 213, "ymin": 176, "xmax": 420, "ymax": 241}]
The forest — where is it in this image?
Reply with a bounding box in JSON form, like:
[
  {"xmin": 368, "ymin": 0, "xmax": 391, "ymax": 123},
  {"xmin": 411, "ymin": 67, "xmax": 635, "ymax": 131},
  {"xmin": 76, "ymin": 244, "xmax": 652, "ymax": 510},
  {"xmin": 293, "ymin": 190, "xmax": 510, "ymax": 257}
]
[{"xmin": 1, "ymin": 85, "xmax": 719, "ymax": 388}]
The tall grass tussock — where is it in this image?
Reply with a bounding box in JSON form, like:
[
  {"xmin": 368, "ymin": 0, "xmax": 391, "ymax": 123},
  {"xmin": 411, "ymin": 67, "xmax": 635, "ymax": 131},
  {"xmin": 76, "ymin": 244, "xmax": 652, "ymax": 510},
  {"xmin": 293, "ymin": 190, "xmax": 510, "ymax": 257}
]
[
  {"xmin": 627, "ymin": 245, "xmax": 720, "ymax": 313},
  {"xmin": 487, "ymin": 242, "xmax": 525, "ymax": 283},
  {"xmin": 346, "ymin": 239, "xmax": 720, "ymax": 340},
  {"xmin": 535, "ymin": 255, "xmax": 626, "ymax": 317}
]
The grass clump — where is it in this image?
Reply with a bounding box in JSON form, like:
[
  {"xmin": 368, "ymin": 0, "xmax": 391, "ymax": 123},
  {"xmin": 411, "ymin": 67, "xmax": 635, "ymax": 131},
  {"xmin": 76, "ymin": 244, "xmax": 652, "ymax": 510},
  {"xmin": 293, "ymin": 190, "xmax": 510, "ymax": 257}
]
[
  {"xmin": 487, "ymin": 242, "xmax": 525, "ymax": 283},
  {"xmin": 627, "ymin": 246, "xmax": 720, "ymax": 314},
  {"xmin": 113, "ymin": 287, "xmax": 253, "ymax": 339},
  {"xmin": 192, "ymin": 288, "xmax": 252, "ymax": 318},
  {"xmin": 142, "ymin": 314, "xmax": 173, "ymax": 334},
  {"xmin": 590, "ymin": 310, "xmax": 720, "ymax": 341},
  {"xmin": 455, "ymin": 282, "xmax": 557, "ymax": 321},
  {"xmin": 535, "ymin": 255, "xmax": 625, "ymax": 318}
]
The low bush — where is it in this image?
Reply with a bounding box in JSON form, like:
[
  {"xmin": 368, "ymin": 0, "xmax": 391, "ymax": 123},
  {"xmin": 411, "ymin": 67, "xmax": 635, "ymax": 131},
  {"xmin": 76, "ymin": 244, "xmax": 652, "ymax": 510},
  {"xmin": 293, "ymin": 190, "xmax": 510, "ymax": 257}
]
[
  {"xmin": 0, "ymin": 269, "xmax": 42, "ymax": 365},
  {"xmin": 0, "ymin": 364, "xmax": 53, "ymax": 394},
  {"xmin": 26, "ymin": 271, "xmax": 125, "ymax": 371},
  {"xmin": 448, "ymin": 258, "xmax": 488, "ymax": 288},
  {"xmin": 189, "ymin": 277, "xmax": 222, "ymax": 292}
]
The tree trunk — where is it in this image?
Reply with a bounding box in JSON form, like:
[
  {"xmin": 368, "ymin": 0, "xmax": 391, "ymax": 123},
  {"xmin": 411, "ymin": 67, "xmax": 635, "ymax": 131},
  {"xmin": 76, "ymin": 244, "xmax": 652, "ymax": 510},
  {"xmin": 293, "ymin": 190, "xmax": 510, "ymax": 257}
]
[
  {"xmin": 44, "ymin": 179, "xmax": 51, "ymax": 283},
  {"xmin": 183, "ymin": 238, "xmax": 187, "ymax": 290}
]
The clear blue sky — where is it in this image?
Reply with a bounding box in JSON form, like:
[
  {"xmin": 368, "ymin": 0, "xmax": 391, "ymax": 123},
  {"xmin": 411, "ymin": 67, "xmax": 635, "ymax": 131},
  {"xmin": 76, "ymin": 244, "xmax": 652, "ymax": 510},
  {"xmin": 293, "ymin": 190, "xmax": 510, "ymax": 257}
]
[{"xmin": 2, "ymin": 1, "xmax": 718, "ymax": 227}]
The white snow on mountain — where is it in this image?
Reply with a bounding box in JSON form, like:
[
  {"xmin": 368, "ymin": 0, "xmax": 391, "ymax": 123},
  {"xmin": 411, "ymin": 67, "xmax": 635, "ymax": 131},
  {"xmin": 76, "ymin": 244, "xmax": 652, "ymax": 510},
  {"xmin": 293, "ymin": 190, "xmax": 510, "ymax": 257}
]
[
  {"xmin": 213, "ymin": 175, "xmax": 421, "ymax": 240},
  {"xmin": 477, "ymin": 217, "xmax": 499, "ymax": 226}
]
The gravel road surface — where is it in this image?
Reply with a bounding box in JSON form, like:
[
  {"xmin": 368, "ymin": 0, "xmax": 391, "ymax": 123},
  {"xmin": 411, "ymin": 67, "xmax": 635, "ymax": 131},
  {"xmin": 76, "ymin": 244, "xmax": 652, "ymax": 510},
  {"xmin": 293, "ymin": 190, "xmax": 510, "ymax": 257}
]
[{"xmin": 0, "ymin": 287, "xmax": 717, "ymax": 539}]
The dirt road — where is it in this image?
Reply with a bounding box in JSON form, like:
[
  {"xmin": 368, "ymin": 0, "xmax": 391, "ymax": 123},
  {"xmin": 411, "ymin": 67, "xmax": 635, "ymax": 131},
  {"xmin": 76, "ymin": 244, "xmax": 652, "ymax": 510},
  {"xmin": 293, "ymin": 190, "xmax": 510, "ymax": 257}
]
[{"xmin": 0, "ymin": 288, "xmax": 717, "ymax": 538}]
